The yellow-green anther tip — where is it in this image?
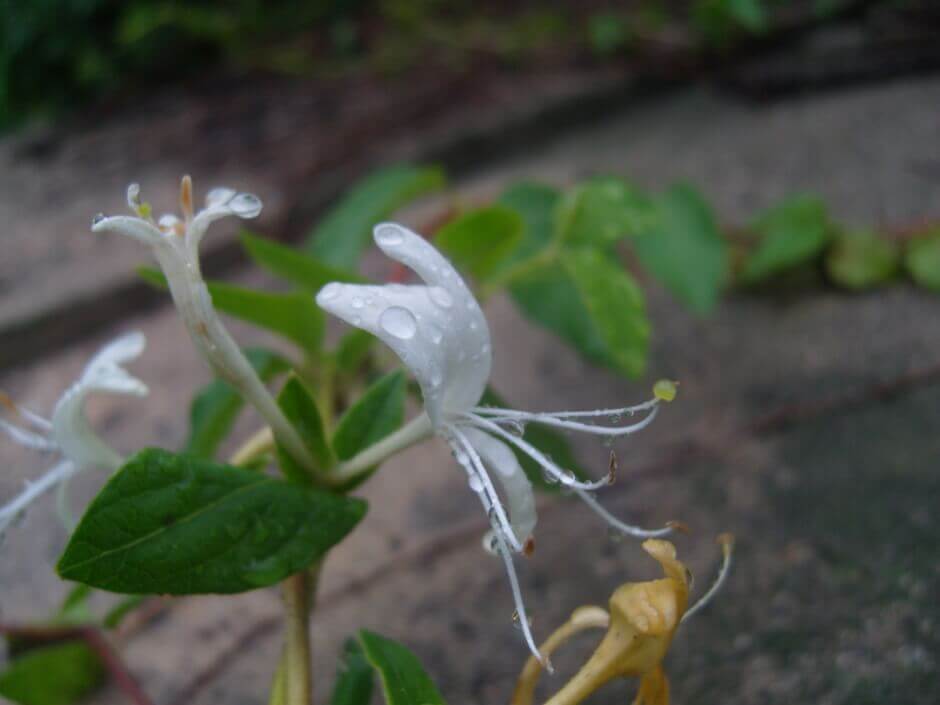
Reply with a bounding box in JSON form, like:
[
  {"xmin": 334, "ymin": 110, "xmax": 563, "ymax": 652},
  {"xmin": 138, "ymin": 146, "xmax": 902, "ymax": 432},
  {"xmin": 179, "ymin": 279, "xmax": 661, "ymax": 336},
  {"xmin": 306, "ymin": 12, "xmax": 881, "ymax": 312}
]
[{"xmin": 653, "ymin": 380, "xmax": 678, "ymax": 403}]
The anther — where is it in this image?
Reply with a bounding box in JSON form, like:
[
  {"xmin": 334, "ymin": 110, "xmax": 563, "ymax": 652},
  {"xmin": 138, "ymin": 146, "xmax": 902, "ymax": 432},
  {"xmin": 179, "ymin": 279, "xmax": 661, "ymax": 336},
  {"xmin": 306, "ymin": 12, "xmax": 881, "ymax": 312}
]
[{"xmin": 180, "ymin": 175, "xmax": 194, "ymax": 222}]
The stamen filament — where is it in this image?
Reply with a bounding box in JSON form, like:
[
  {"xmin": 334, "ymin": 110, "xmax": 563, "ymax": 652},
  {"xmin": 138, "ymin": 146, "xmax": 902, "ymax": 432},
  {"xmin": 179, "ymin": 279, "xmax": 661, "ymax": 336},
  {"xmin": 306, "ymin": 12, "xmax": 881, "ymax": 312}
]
[
  {"xmin": 472, "ymin": 398, "xmax": 657, "ymax": 420},
  {"xmin": 574, "ymin": 489, "xmax": 673, "ymax": 539},
  {"xmin": 328, "ymin": 413, "xmax": 434, "ymax": 485},
  {"xmin": 682, "ymin": 533, "xmax": 735, "ymax": 622},
  {"xmin": 0, "ymin": 419, "xmax": 57, "ymax": 452},
  {"xmin": 0, "ymin": 460, "xmax": 77, "ymax": 538},
  {"xmin": 491, "ymin": 520, "xmax": 551, "ymax": 672},
  {"xmin": 447, "ymin": 424, "xmax": 523, "ymax": 553},
  {"xmin": 475, "ymin": 404, "xmax": 659, "ymax": 437},
  {"xmin": 462, "ymin": 413, "xmax": 612, "ymax": 491}
]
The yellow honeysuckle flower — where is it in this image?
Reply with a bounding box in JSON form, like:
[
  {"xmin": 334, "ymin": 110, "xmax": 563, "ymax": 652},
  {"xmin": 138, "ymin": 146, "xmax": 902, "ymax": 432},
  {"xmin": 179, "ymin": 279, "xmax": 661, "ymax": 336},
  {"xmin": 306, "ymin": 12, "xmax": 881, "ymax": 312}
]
[{"xmin": 512, "ymin": 535, "xmax": 734, "ymax": 705}]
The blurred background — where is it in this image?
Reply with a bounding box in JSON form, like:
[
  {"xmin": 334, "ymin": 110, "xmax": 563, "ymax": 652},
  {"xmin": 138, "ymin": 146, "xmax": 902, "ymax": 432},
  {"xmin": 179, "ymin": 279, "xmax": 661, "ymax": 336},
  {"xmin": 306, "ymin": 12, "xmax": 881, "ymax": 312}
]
[{"xmin": 2, "ymin": 1, "xmax": 940, "ymax": 704}]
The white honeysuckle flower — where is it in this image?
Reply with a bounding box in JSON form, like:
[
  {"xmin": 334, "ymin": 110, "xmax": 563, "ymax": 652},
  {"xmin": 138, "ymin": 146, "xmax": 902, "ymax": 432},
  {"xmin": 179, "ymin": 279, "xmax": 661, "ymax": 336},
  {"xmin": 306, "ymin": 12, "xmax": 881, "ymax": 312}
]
[
  {"xmin": 0, "ymin": 332, "xmax": 147, "ymax": 541},
  {"xmin": 316, "ymin": 222, "xmax": 677, "ymax": 668},
  {"xmin": 92, "ymin": 177, "xmax": 316, "ymax": 473}
]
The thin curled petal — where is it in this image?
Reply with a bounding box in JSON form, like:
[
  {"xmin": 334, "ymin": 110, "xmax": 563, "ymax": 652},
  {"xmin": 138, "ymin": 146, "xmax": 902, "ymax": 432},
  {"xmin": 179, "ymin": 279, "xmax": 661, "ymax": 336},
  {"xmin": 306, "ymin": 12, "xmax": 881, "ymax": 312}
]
[
  {"xmin": 0, "ymin": 460, "xmax": 77, "ymax": 542},
  {"xmin": 92, "ymin": 215, "xmax": 164, "ymax": 246},
  {"xmin": 187, "ymin": 190, "xmax": 262, "ymax": 252},
  {"xmin": 447, "ymin": 425, "xmax": 526, "ymax": 553},
  {"xmin": 80, "ymin": 331, "xmax": 149, "ymax": 397},
  {"xmin": 316, "ymin": 223, "xmax": 491, "ymax": 426},
  {"xmin": 460, "ymin": 426, "xmax": 536, "ymax": 546}
]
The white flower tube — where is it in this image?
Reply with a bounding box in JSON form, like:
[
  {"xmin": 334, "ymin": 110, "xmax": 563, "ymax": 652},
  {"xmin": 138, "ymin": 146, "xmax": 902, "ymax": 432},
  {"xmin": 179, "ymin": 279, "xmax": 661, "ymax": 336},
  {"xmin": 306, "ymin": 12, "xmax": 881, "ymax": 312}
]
[{"xmin": 93, "ymin": 177, "xmax": 315, "ymax": 474}]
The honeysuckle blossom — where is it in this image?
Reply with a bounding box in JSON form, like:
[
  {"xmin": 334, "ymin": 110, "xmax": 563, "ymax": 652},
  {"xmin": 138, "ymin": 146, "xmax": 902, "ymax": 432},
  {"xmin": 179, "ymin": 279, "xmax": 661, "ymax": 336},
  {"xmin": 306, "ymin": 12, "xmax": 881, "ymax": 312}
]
[
  {"xmin": 511, "ymin": 535, "xmax": 734, "ymax": 705},
  {"xmin": 0, "ymin": 332, "xmax": 147, "ymax": 541},
  {"xmin": 316, "ymin": 222, "xmax": 680, "ymax": 666},
  {"xmin": 92, "ymin": 177, "xmax": 316, "ymax": 474}
]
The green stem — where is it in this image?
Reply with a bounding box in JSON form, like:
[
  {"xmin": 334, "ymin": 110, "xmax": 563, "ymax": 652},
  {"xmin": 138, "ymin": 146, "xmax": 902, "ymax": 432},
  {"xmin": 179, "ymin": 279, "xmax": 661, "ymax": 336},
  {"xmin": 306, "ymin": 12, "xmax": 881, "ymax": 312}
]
[
  {"xmin": 327, "ymin": 413, "xmax": 434, "ymax": 485},
  {"xmin": 283, "ymin": 571, "xmax": 314, "ymax": 705}
]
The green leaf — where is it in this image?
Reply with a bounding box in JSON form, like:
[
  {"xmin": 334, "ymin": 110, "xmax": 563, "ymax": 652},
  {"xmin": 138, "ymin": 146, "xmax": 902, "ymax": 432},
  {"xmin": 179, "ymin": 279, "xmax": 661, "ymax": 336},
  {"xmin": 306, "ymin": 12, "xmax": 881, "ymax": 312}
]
[
  {"xmin": 481, "ymin": 388, "xmax": 586, "ymax": 492},
  {"xmin": 904, "ymin": 230, "xmax": 940, "ymax": 291},
  {"xmin": 307, "ymin": 164, "xmax": 446, "ymax": 268},
  {"xmin": 0, "ymin": 641, "xmax": 104, "ymax": 705},
  {"xmin": 556, "ymin": 177, "xmax": 657, "ymax": 248},
  {"xmin": 632, "ymin": 184, "xmax": 728, "ymax": 314},
  {"xmin": 241, "ymin": 231, "xmax": 365, "ymax": 292},
  {"xmin": 436, "ymin": 206, "xmax": 523, "ymax": 280},
  {"xmin": 276, "ymin": 376, "xmax": 334, "ymax": 483},
  {"xmin": 207, "ymin": 281, "xmax": 325, "ymax": 352},
  {"xmin": 333, "ymin": 372, "xmax": 406, "ymax": 461},
  {"xmin": 139, "ymin": 267, "xmax": 325, "ymax": 352},
  {"xmin": 563, "ymin": 249, "xmax": 649, "ymax": 376},
  {"xmin": 498, "ymin": 182, "xmax": 559, "ymax": 263},
  {"xmin": 57, "ymin": 449, "xmax": 365, "ymax": 594},
  {"xmin": 511, "ymin": 249, "xmax": 648, "ymax": 377},
  {"xmin": 329, "ymin": 639, "xmax": 374, "ymax": 705},
  {"xmin": 741, "ymin": 195, "xmax": 831, "ymax": 284},
  {"xmin": 825, "ymin": 230, "xmax": 899, "ymax": 290},
  {"xmin": 335, "ymin": 330, "xmax": 377, "ymax": 373},
  {"xmin": 186, "ymin": 349, "xmax": 289, "ymax": 459},
  {"xmin": 358, "ymin": 630, "xmax": 446, "ymax": 705}
]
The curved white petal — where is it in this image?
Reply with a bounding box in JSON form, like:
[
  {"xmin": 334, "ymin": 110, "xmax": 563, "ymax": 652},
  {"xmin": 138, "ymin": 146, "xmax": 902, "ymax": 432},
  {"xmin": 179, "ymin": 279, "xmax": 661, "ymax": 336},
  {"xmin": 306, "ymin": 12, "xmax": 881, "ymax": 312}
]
[
  {"xmin": 51, "ymin": 333, "xmax": 147, "ymax": 471},
  {"xmin": 187, "ymin": 190, "xmax": 262, "ymax": 252},
  {"xmin": 92, "ymin": 215, "xmax": 164, "ymax": 246},
  {"xmin": 80, "ymin": 331, "xmax": 149, "ymax": 397},
  {"xmin": 0, "ymin": 418, "xmax": 57, "ymax": 452},
  {"xmin": 316, "ymin": 222, "xmax": 491, "ymax": 427},
  {"xmin": 461, "ymin": 426, "xmax": 536, "ymax": 545}
]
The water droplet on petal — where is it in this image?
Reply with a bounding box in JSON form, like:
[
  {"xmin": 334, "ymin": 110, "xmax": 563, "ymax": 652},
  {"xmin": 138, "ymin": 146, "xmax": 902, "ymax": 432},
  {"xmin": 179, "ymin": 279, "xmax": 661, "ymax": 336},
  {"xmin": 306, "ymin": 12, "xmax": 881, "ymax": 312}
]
[
  {"xmin": 318, "ymin": 283, "xmax": 342, "ymax": 302},
  {"xmin": 482, "ymin": 530, "xmax": 499, "ymax": 555},
  {"xmin": 468, "ymin": 475, "xmax": 484, "ymax": 493},
  {"xmin": 351, "ymin": 297, "xmax": 364, "ymax": 309},
  {"xmin": 352, "ymin": 315, "xmax": 362, "ymax": 325},
  {"xmin": 428, "ymin": 286, "xmax": 453, "ymax": 308},
  {"xmin": 379, "ymin": 306, "xmax": 417, "ymax": 339},
  {"xmin": 229, "ymin": 193, "xmax": 262, "ymax": 218},
  {"xmin": 429, "ymin": 367, "xmax": 443, "ymax": 387},
  {"xmin": 375, "ymin": 224, "xmax": 404, "ymax": 246},
  {"xmin": 92, "ymin": 213, "xmax": 106, "ymax": 226},
  {"xmin": 481, "ymin": 343, "xmax": 491, "ymax": 355},
  {"xmin": 427, "ymin": 323, "xmax": 443, "ymax": 344}
]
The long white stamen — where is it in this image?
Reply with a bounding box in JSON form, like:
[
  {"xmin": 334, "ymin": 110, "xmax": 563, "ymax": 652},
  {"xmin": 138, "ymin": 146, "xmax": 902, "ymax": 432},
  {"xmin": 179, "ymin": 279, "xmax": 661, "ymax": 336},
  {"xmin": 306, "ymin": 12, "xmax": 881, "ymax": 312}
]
[
  {"xmin": 0, "ymin": 419, "xmax": 57, "ymax": 452},
  {"xmin": 475, "ymin": 404, "xmax": 659, "ymax": 437},
  {"xmin": 491, "ymin": 520, "xmax": 552, "ymax": 672},
  {"xmin": 462, "ymin": 413, "xmax": 611, "ymax": 491},
  {"xmin": 9, "ymin": 404, "xmax": 53, "ymax": 432},
  {"xmin": 56, "ymin": 476, "xmax": 77, "ymax": 532},
  {"xmin": 0, "ymin": 460, "xmax": 77, "ymax": 540},
  {"xmin": 446, "ymin": 425, "xmax": 523, "ymax": 553},
  {"xmin": 682, "ymin": 534, "xmax": 734, "ymax": 622},
  {"xmin": 574, "ymin": 488, "xmax": 673, "ymax": 539},
  {"xmin": 472, "ymin": 398, "xmax": 657, "ymax": 420}
]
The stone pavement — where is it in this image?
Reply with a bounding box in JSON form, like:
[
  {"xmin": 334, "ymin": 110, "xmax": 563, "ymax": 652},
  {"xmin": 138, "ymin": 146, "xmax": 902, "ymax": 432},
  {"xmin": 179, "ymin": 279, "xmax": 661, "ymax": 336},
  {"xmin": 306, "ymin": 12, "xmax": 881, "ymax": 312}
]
[{"xmin": 2, "ymin": 75, "xmax": 940, "ymax": 705}]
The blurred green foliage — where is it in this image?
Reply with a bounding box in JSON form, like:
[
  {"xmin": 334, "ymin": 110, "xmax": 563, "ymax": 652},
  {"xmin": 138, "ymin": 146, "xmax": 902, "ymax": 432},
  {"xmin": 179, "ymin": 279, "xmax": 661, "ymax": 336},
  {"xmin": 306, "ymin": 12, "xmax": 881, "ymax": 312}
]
[
  {"xmin": 0, "ymin": 0, "xmax": 366, "ymax": 128},
  {"xmin": 5, "ymin": 0, "xmax": 862, "ymax": 129}
]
